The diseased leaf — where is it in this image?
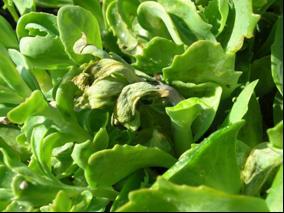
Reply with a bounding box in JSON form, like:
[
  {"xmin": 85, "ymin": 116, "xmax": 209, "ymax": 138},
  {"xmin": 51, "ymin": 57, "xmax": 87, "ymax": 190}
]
[
  {"xmin": 241, "ymin": 143, "xmax": 283, "ymax": 196},
  {"xmin": 113, "ymin": 82, "xmax": 171, "ymax": 131}
]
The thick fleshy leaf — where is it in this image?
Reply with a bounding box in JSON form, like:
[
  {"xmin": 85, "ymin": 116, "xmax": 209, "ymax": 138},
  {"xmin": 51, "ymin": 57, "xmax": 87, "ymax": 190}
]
[
  {"xmin": 166, "ymin": 83, "xmax": 222, "ymax": 155},
  {"xmin": 163, "ymin": 121, "xmax": 243, "ymax": 194},
  {"xmin": 0, "ymin": 45, "xmax": 31, "ymax": 99},
  {"xmin": 250, "ymin": 56, "xmax": 275, "ymax": 96},
  {"xmin": 0, "ymin": 15, "xmax": 18, "ymax": 49},
  {"xmin": 12, "ymin": 0, "xmax": 35, "ymax": 15},
  {"xmin": 72, "ymin": 128, "xmax": 109, "ymax": 169},
  {"xmin": 133, "ymin": 37, "xmax": 185, "ymax": 74},
  {"xmin": 226, "ymin": 0, "xmax": 260, "ymax": 53},
  {"xmin": 253, "ymin": 0, "xmax": 278, "ymax": 13},
  {"xmin": 110, "ymin": 170, "xmax": 145, "ymax": 212},
  {"xmin": 117, "ymin": 178, "xmax": 269, "ymax": 212},
  {"xmin": 241, "ymin": 143, "xmax": 283, "ymax": 196},
  {"xmin": 163, "ymin": 40, "xmax": 241, "ymax": 98},
  {"xmin": 266, "ymin": 165, "xmax": 283, "ymax": 212},
  {"xmin": 85, "ymin": 144, "xmax": 176, "ymax": 187},
  {"xmin": 203, "ymin": 0, "xmax": 229, "ymax": 36},
  {"xmin": 137, "ymin": 1, "xmax": 183, "ymax": 45},
  {"xmin": 223, "ymin": 81, "xmax": 263, "ymax": 147},
  {"xmin": 7, "ymin": 90, "xmax": 50, "ymax": 124},
  {"xmin": 106, "ymin": 1, "xmax": 142, "ymax": 55},
  {"xmin": 7, "ymin": 90, "xmax": 89, "ymax": 142},
  {"xmin": 16, "ymin": 12, "xmax": 72, "ymax": 69},
  {"xmin": 58, "ymin": 5, "xmax": 102, "ymax": 64},
  {"xmin": 73, "ymin": 0, "xmax": 105, "ymax": 31},
  {"xmin": 157, "ymin": 0, "xmax": 216, "ymax": 42},
  {"xmin": 117, "ymin": 0, "xmax": 140, "ymax": 28},
  {"xmin": 267, "ymin": 121, "xmax": 283, "ymax": 149}
]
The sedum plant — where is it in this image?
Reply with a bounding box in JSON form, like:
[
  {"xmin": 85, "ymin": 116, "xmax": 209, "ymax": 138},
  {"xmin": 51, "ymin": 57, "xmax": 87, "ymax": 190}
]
[{"xmin": 0, "ymin": 0, "xmax": 282, "ymax": 212}]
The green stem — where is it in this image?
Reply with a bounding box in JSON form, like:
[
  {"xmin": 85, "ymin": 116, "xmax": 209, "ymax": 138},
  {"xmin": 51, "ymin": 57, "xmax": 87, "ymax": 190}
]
[
  {"xmin": 3, "ymin": 0, "xmax": 19, "ymax": 21},
  {"xmin": 172, "ymin": 123, "xmax": 193, "ymax": 156}
]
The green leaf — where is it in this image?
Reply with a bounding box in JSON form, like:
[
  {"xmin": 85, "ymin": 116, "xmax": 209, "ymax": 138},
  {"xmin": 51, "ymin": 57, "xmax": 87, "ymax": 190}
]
[
  {"xmin": 271, "ymin": 16, "xmax": 283, "ymax": 95},
  {"xmin": 0, "ymin": 15, "xmax": 18, "ymax": 49},
  {"xmin": 3, "ymin": 201, "xmax": 33, "ymax": 212},
  {"xmin": 58, "ymin": 5, "xmax": 102, "ymax": 64},
  {"xmin": 117, "ymin": 178, "xmax": 269, "ymax": 212},
  {"xmin": 85, "ymin": 144, "xmax": 176, "ymax": 187},
  {"xmin": 117, "ymin": 0, "xmax": 140, "ymax": 28},
  {"xmin": 73, "ymin": 0, "xmax": 105, "ymax": 31},
  {"xmin": 72, "ymin": 128, "xmax": 109, "ymax": 169},
  {"xmin": 238, "ymin": 94, "xmax": 263, "ymax": 148},
  {"xmin": 110, "ymin": 170, "xmax": 145, "ymax": 212},
  {"xmin": 16, "ymin": 12, "xmax": 72, "ymax": 69},
  {"xmin": 225, "ymin": 81, "xmax": 258, "ymax": 124},
  {"xmin": 266, "ymin": 165, "xmax": 283, "ymax": 212},
  {"xmin": 41, "ymin": 190, "xmax": 93, "ymax": 212},
  {"xmin": 157, "ymin": 0, "xmax": 216, "ymax": 42},
  {"xmin": 137, "ymin": 1, "xmax": 183, "ymax": 45},
  {"xmin": 163, "ymin": 40, "xmax": 241, "ymax": 98},
  {"xmin": 222, "ymin": 79, "xmax": 262, "ymax": 146},
  {"xmin": 163, "ymin": 121, "xmax": 243, "ymax": 194},
  {"xmin": 250, "ymin": 56, "xmax": 275, "ymax": 96},
  {"xmin": 267, "ymin": 121, "xmax": 283, "ymax": 149},
  {"xmin": 241, "ymin": 143, "xmax": 283, "ymax": 196},
  {"xmin": 133, "ymin": 37, "xmax": 185, "ymax": 75},
  {"xmin": 7, "ymin": 90, "xmax": 89, "ymax": 142},
  {"xmin": 166, "ymin": 83, "xmax": 222, "ymax": 155},
  {"xmin": 8, "ymin": 49, "xmax": 41, "ymax": 91},
  {"xmin": 0, "ymin": 127, "xmax": 29, "ymax": 161},
  {"xmin": 106, "ymin": 1, "xmax": 142, "ymax": 55},
  {"xmin": 203, "ymin": 0, "xmax": 229, "ymax": 36},
  {"xmin": 0, "ymin": 45, "xmax": 31, "ymax": 99},
  {"xmin": 12, "ymin": 175, "xmax": 60, "ymax": 207},
  {"xmin": 12, "ymin": 0, "xmax": 35, "ymax": 15},
  {"xmin": 7, "ymin": 90, "xmax": 49, "ymax": 124},
  {"xmin": 253, "ymin": 0, "xmax": 278, "ymax": 13},
  {"xmin": 226, "ymin": 0, "xmax": 260, "ymax": 53}
]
